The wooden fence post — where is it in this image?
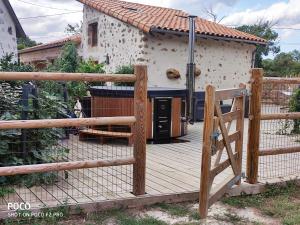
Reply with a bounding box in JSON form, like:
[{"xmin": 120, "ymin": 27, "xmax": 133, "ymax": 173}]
[
  {"xmin": 199, "ymin": 85, "xmax": 215, "ymax": 218},
  {"xmin": 246, "ymin": 68, "xmax": 263, "ymax": 184},
  {"xmin": 133, "ymin": 65, "xmax": 148, "ymax": 196},
  {"xmin": 235, "ymin": 83, "xmax": 246, "ymax": 185}
]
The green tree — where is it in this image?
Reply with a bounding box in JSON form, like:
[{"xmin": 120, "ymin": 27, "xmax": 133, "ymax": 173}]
[
  {"xmin": 17, "ymin": 37, "xmax": 41, "ymax": 50},
  {"xmin": 262, "ymin": 51, "xmax": 300, "ymax": 77},
  {"xmin": 58, "ymin": 42, "xmax": 79, "ymax": 73},
  {"xmin": 236, "ymin": 21, "xmax": 280, "ymax": 67},
  {"xmin": 291, "ymin": 50, "xmax": 300, "ymax": 62}
]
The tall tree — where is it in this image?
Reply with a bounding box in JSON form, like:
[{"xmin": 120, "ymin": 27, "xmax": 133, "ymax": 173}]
[
  {"xmin": 262, "ymin": 51, "xmax": 300, "ymax": 77},
  {"xmin": 236, "ymin": 21, "xmax": 280, "ymax": 67}
]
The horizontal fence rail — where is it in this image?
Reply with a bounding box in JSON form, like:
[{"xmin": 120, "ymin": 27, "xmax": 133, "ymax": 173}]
[
  {"xmin": 0, "ymin": 116, "xmax": 136, "ymax": 130},
  {"xmin": 263, "ymin": 77, "xmax": 300, "ymax": 84},
  {"xmin": 260, "ymin": 112, "xmax": 300, "ymax": 120},
  {"xmin": 0, "ymin": 72, "xmax": 136, "ymax": 82},
  {"xmin": 0, "ymin": 158, "xmax": 136, "ymax": 177}
]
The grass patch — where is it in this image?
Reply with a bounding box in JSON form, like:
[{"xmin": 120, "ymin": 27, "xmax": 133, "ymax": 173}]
[
  {"xmin": 153, "ymin": 203, "xmax": 190, "ymax": 217},
  {"xmin": 222, "ymin": 181, "xmax": 300, "ymax": 225},
  {"xmin": 89, "ymin": 209, "xmax": 168, "ymax": 225},
  {"xmin": 0, "ymin": 187, "xmax": 15, "ymax": 197},
  {"xmin": 188, "ymin": 210, "xmax": 201, "ymax": 221}
]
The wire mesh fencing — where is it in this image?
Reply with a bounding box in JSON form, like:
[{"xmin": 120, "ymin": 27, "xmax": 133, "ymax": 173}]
[
  {"xmin": 0, "ymin": 68, "xmax": 147, "ymax": 214},
  {"xmin": 258, "ymin": 78, "xmax": 300, "ymax": 181}
]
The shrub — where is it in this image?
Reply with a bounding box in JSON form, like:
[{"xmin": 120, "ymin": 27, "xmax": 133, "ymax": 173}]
[
  {"xmin": 289, "ymin": 88, "xmax": 300, "ymax": 134},
  {"xmin": 0, "ymin": 54, "xmax": 33, "ymax": 75},
  {"xmin": 114, "ymin": 65, "xmax": 134, "ymax": 87},
  {"xmin": 77, "ymin": 60, "xmax": 105, "ymax": 74},
  {"xmin": 77, "ymin": 59, "xmax": 106, "ymax": 88},
  {"xmin": 0, "ymin": 56, "xmax": 69, "ymax": 187}
]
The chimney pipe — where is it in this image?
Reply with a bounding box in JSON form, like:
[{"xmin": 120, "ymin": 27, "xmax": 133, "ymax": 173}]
[{"xmin": 186, "ymin": 15, "xmax": 197, "ymax": 124}]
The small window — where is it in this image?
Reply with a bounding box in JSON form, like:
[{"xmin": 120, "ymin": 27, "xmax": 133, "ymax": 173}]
[
  {"xmin": 8, "ymin": 27, "xmax": 12, "ymax": 35},
  {"xmin": 88, "ymin": 22, "xmax": 98, "ymax": 47}
]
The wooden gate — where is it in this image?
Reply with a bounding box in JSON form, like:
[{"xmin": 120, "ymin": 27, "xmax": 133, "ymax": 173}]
[{"xmin": 199, "ymin": 84, "xmax": 246, "ymax": 218}]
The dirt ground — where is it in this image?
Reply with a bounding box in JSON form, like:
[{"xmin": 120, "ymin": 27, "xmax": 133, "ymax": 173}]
[{"xmin": 2, "ymin": 181, "xmax": 299, "ymax": 225}]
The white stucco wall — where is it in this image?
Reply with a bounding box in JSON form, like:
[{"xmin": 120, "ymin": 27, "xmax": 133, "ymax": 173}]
[
  {"xmin": 0, "ymin": 1, "xmax": 18, "ymax": 61},
  {"xmin": 82, "ymin": 6, "xmax": 145, "ymax": 71},
  {"xmin": 82, "ymin": 6, "xmax": 256, "ymax": 91}
]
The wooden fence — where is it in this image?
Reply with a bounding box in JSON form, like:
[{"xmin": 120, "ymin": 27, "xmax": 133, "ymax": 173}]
[
  {"xmin": 247, "ymin": 69, "xmax": 300, "ymax": 183},
  {"xmin": 0, "ymin": 65, "xmax": 147, "ymax": 196}
]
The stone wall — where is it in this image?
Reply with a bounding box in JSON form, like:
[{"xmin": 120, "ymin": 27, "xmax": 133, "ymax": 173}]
[
  {"xmin": 144, "ymin": 33, "xmax": 256, "ymax": 90},
  {"xmin": 82, "ymin": 6, "xmax": 256, "ymax": 91},
  {"xmin": 0, "ymin": 1, "xmax": 18, "ymax": 61}
]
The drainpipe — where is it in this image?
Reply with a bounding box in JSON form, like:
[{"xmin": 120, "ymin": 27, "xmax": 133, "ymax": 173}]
[
  {"xmin": 251, "ymin": 48, "xmax": 257, "ymax": 68},
  {"xmin": 186, "ymin": 15, "xmax": 197, "ymax": 124}
]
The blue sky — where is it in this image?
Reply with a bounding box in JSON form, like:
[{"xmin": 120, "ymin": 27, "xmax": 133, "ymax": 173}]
[{"xmin": 10, "ymin": 0, "xmax": 300, "ymax": 58}]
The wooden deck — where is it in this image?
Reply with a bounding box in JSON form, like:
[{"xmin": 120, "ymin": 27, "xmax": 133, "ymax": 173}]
[{"xmin": 1, "ymin": 118, "xmax": 299, "ymax": 211}]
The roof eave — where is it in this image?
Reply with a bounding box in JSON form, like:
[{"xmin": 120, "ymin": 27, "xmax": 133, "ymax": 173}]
[
  {"xmin": 150, "ymin": 27, "xmax": 267, "ymax": 46},
  {"xmin": 3, "ymin": 0, "xmax": 26, "ymax": 38}
]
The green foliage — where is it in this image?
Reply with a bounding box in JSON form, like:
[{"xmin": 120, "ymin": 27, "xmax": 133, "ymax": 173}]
[
  {"xmin": 114, "ymin": 65, "xmax": 135, "ymax": 86},
  {"xmin": 0, "ymin": 90, "xmax": 69, "ymax": 187},
  {"xmin": 0, "ymin": 56, "xmax": 69, "ymax": 188},
  {"xmin": 89, "ymin": 209, "xmax": 168, "ymax": 225},
  {"xmin": 154, "ymin": 203, "xmax": 190, "ymax": 217},
  {"xmin": 17, "ymin": 37, "xmax": 40, "ymax": 51},
  {"xmin": 0, "ymin": 54, "xmax": 33, "ymax": 73},
  {"xmin": 289, "ymin": 88, "xmax": 300, "ymax": 134},
  {"xmin": 58, "ymin": 42, "xmax": 79, "ymax": 73},
  {"xmin": 0, "ymin": 187, "xmax": 15, "ymax": 197},
  {"xmin": 77, "ymin": 60, "xmax": 105, "ymax": 74},
  {"xmin": 45, "ymin": 44, "xmax": 107, "ymax": 104},
  {"xmin": 236, "ymin": 21, "xmax": 280, "ymax": 67},
  {"xmin": 263, "ymin": 50, "xmax": 300, "ymax": 77}
]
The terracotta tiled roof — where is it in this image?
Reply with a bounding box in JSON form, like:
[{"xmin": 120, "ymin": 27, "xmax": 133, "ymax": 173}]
[
  {"xmin": 19, "ymin": 35, "xmax": 81, "ymax": 54},
  {"xmin": 77, "ymin": 0, "xmax": 267, "ymax": 44}
]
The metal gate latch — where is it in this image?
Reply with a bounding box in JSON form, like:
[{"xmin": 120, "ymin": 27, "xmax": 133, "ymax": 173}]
[
  {"xmin": 241, "ymin": 89, "xmax": 249, "ymax": 96},
  {"xmin": 211, "ymin": 131, "xmax": 220, "ymax": 140}
]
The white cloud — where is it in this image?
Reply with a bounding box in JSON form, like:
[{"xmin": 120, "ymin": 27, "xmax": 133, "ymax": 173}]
[
  {"xmin": 10, "ymin": 0, "xmax": 82, "ymax": 43},
  {"xmin": 222, "ymin": 0, "xmax": 300, "ymax": 27},
  {"xmin": 10, "ymin": 0, "xmax": 239, "ymax": 43}
]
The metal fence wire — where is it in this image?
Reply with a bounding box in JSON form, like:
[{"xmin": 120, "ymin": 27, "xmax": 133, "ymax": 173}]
[
  {"xmin": 258, "ymin": 80, "xmax": 300, "ymax": 181},
  {"xmin": 0, "ymin": 80, "xmax": 136, "ymax": 210}
]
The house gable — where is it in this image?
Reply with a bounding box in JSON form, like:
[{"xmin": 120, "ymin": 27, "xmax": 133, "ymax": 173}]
[
  {"xmin": 0, "ymin": 0, "xmax": 22, "ymax": 60},
  {"xmin": 82, "ymin": 5, "xmax": 146, "ymax": 72}
]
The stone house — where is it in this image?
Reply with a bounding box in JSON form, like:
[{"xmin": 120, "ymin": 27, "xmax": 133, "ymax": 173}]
[
  {"xmin": 19, "ymin": 35, "xmax": 82, "ymax": 70},
  {"xmin": 0, "ymin": 0, "xmax": 26, "ymax": 61},
  {"xmin": 77, "ymin": 0, "xmax": 266, "ymax": 91}
]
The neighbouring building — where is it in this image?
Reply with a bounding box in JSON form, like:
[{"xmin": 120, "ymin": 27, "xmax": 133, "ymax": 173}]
[
  {"xmin": 77, "ymin": 0, "xmax": 266, "ymax": 91},
  {"xmin": 19, "ymin": 35, "xmax": 82, "ymax": 70},
  {"xmin": 0, "ymin": 0, "xmax": 26, "ymax": 61}
]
